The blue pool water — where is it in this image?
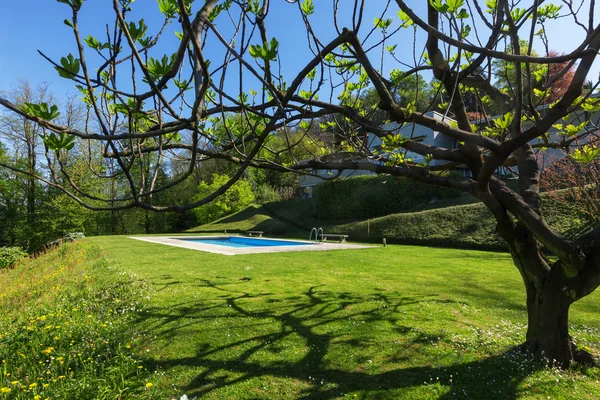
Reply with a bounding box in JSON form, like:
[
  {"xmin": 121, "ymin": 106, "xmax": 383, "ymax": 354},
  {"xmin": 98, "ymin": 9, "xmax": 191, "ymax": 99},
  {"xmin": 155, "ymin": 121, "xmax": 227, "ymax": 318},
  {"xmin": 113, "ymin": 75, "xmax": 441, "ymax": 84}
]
[{"xmin": 181, "ymin": 236, "xmax": 313, "ymax": 248}]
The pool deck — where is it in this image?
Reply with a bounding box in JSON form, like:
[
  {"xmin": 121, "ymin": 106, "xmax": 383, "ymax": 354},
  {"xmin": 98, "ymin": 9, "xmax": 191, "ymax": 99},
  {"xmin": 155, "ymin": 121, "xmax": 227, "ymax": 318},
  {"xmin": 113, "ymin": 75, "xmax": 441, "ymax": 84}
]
[{"xmin": 129, "ymin": 235, "xmax": 372, "ymax": 255}]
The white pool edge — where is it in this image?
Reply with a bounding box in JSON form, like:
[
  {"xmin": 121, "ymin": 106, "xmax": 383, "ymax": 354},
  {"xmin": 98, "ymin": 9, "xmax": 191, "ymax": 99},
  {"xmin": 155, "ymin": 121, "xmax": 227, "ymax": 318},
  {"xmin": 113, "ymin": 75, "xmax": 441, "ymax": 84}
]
[{"xmin": 129, "ymin": 235, "xmax": 372, "ymax": 255}]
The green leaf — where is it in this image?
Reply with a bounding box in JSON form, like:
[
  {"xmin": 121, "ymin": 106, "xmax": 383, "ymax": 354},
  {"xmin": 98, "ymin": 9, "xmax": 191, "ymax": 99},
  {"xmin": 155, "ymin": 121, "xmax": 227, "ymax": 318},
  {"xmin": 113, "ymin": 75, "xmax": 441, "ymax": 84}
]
[
  {"xmin": 485, "ymin": 0, "xmax": 497, "ymax": 13},
  {"xmin": 446, "ymin": 0, "xmax": 465, "ymax": 13},
  {"xmin": 145, "ymin": 53, "xmax": 177, "ymax": 82},
  {"xmin": 456, "ymin": 8, "xmax": 469, "ymax": 19},
  {"xmin": 127, "ymin": 19, "xmax": 148, "ymax": 42},
  {"xmin": 41, "ymin": 132, "xmax": 76, "ymax": 151},
  {"xmin": 157, "ymin": 0, "xmax": 178, "ymax": 18},
  {"xmin": 581, "ymin": 98, "xmax": 600, "ymax": 113},
  {"xmin": 429, "ymin": 0, "xmax": 449, "ymax": 13},
  {"xmin": 301, "ymin": 0, "xmax": 314, "ymax": 16},
  {"xmin": 21, "ymin": 102, "xmax": 61, "ymax": 121},
  {"xmin": 570, "ymin": 145, "xmax": 599, "ymax": 164},
  {"xmin": 374, "ymin": 17, "xmax": 393, "ymax": 30},
  {"xmin": 249, "ymin": 38, "xmax": 279, "ymax": 62},
  {"xmin": 398, "ymin": 10, "xmax": 413, "ymax": 27},
  {"xmin": 494, "ymin": 113, "xmax": 514, "ymax": 130},
  {"xmin": 54, "ymin": 54, "xmax": 81, "ymax": 79}
]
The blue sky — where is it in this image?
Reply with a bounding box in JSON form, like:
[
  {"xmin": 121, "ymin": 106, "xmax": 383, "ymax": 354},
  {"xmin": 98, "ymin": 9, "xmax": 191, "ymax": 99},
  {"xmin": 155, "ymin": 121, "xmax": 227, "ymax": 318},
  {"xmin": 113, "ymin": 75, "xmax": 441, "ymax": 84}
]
[{"xmin": 0, "ymin": 1, "xmax": 598, "ymax": 105}]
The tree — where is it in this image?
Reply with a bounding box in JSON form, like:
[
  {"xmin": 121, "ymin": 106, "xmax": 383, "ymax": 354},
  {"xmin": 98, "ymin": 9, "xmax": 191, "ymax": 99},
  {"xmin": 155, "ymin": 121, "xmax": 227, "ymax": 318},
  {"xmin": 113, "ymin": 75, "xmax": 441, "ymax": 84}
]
[
  {"xmin": 193, "ymin": 174, "xmax": 255, "ymax": 224},
  {"xmin": 493, "ymin": 42, "xmax": 577, "ymax": 105},
  {"xmin": 0, "ymin": 80, "xmax": 51, "ymax": 248},
  {"xmin": 541, "ymin": 153, "xmax": 600, "ymax": 224},
  {"xmin": 2, "ymin": 0, "xmax": 600, "ymax": 366}
]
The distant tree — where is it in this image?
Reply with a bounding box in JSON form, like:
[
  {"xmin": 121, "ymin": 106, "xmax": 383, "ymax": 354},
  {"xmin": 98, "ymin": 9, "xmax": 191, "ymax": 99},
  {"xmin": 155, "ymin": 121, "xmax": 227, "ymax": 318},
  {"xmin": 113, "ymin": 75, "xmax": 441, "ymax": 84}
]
[
  {"xmin": 193, "ymin": 174, "xmax": 255, "ymax": 224},
  {"xmin": 541, "ymin": 154, "xmax": 600, "ymax": 224}
]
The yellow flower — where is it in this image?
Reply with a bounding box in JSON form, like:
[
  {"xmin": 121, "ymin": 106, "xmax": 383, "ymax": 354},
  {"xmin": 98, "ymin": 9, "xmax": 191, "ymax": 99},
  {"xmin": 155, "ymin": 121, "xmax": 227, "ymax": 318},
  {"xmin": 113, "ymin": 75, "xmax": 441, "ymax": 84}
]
[
  {"xmin": 34, "ymin": 395, "xmax": 41, "ymax": 400},
  {"xmin": 57, "ymin": 376, "xmax": 65, "ymax": 380},
  {"xmin": 10, "ymin": 381, "xmax": 19, "ymax": 385},
  {"xmin": 145, "ymin": 382, "xmax": 153, "ymax": 388},
  {"xmin": 42, "ymin": 347, "xmax": 54, "ymax": 355},
  {"xmin": 0, "ymin": 387, "xmax": 11, "ymax": 393},
  {"xmin": 29, "ymin": 383, "xmax": 37, "ymax": 388}
]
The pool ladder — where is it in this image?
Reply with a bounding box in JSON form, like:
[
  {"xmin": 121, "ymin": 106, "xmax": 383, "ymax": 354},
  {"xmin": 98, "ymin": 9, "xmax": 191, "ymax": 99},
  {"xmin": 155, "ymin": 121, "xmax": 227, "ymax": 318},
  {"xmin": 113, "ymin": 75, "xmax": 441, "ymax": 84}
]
[{"xmin": 309, "ymin": 227, "xmax": 323, "ymax": 243}]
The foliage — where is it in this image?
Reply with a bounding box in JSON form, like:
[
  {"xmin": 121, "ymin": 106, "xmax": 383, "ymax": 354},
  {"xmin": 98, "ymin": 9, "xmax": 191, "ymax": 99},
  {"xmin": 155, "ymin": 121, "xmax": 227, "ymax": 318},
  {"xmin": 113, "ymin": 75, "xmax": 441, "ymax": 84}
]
[
  {"xmin": 253, "ymin": 183, "xmax": 281, "ymax": 204},
  {"xmin": 0, "ymin": 246, "xmax": 26, "ymax": 269},
  {"xmin": 193, "ymin": 174, "xmax": 255, "ymax": 224},
  {"xmin": 313, "ymin": 175, "xmax": 461, "ymax": 219}
]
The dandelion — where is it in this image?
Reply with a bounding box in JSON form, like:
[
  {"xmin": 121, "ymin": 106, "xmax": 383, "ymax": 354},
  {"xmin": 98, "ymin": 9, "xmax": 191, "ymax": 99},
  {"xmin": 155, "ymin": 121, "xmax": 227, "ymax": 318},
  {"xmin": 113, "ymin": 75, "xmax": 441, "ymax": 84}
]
[
  {"xmin": 34, "ymin": 396, "xmax": 41, "ymax": 400},
  {"xmin": 42, "ymin": 347, "xmax": 54, "ymax": 355},
  {"xmin": 0, "ymin": 387, "xmax": 11, "ymax": 393},
  {"xmin": 10, "ymin": 381, "xmax": 19, "ymax": 385},
  {"xmin": 145, "ymin": 382, "xmax": 153, "ymax": 388},
  {"xmin": 29, "ymin": 383, "xmax": 37, "ymax": 388}
]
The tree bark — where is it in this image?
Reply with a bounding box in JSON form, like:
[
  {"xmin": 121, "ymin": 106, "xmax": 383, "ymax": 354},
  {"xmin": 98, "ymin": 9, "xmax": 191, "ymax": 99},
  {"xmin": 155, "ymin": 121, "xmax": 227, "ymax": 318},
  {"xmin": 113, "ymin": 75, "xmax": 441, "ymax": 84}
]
[{"xmin": 523, "ymin": 275, "xmax": 574, "ymax": 365}]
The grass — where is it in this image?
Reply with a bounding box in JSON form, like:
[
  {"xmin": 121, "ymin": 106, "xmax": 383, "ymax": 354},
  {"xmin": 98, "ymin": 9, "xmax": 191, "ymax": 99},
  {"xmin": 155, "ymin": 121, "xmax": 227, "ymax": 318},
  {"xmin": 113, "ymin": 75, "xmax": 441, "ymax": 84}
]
[
  {"xmin": 77, "ymin": 235, "xmax": 600, "ymax": 399},
  {"xmin": 0, "ymin": 241, "xmax": 152, "ymax": 399}
]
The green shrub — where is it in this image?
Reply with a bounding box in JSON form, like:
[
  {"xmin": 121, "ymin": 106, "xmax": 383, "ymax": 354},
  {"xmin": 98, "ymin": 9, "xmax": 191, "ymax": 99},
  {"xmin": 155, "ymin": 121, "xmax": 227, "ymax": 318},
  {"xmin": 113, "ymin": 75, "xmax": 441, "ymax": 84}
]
[
  {"xmin": 313, "ymin": 175, "xmax": 461, "ymax": 219},
  {"xmin": 0, "ymin": 246, "xmax": 26, "ymax": 269}
]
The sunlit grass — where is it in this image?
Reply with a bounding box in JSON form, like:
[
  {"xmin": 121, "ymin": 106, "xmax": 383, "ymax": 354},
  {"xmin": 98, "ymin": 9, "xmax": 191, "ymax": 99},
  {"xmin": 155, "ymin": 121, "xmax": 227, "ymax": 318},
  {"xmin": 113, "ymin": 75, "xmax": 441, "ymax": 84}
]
[
  {"xmin": 91, "ymin": 236, "xmax": 600, "ymax": 399},
  {"xmin": 0, "ymin": 242, "xmax": 152, "ymax": 399}
]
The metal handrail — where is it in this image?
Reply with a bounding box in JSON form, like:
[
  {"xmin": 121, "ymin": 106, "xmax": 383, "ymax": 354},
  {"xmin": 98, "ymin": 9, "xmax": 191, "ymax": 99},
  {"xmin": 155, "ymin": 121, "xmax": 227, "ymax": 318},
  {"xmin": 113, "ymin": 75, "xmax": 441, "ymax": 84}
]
[
  {"xmin": 317, "ymin": 227, "xmax": 324, "ymax": 243},
  {"xmin": 309, "ymin": 227, "xmax": 318, "ymax": 242}
]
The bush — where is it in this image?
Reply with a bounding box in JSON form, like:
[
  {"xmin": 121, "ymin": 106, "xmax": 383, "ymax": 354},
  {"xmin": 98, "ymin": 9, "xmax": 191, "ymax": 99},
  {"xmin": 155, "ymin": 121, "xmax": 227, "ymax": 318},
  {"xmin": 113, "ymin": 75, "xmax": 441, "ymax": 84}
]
[
  {"xmin": 0, "ymin": 246, "xmax": 26, "ymax": 269},
  {"xmin": 313, "ymin": 175, "xmax": 461, "ymax": 219},
  {"xmin": 254, "ymin": 184, "xmax": 281, "ymax": 204}
]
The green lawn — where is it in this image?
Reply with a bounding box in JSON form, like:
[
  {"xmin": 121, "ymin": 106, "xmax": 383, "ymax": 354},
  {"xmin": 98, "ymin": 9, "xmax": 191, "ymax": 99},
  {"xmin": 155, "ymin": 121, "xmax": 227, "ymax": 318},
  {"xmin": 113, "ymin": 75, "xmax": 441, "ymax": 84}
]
[{"xmin": 86, "ymin": 236, "xmax": 600, "ymax": 399}]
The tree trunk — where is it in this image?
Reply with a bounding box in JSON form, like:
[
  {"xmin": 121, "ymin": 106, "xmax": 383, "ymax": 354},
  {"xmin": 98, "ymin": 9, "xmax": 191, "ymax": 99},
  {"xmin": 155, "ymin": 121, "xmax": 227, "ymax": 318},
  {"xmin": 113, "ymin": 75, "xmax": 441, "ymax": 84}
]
[
  {"xmin": 524, "ymin": 280, "xmax": 574, "ymax": 366},
  {"xmin": 503, "ymin": 224, "xmax": 578, "ymax": 367}
]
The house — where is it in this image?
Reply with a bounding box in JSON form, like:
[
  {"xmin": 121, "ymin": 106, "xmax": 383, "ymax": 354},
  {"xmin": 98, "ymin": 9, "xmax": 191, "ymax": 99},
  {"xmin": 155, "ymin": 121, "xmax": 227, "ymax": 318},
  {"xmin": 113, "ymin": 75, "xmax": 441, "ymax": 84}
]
[
  {"xmin": 298, "ymin": 105, "xmax": 600, "ymax": 198},
  {"xmin": 298, "ymin": 111, "xmax": 459, "ymax": 198}
]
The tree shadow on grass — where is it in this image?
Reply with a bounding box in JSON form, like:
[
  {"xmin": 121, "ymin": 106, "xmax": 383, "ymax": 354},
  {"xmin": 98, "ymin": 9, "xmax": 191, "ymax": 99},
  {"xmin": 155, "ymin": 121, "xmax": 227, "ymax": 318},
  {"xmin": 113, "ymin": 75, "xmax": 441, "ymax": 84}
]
[{"xmin": 135, "ymin": 281, "xmax": 539, "ymax": 399}]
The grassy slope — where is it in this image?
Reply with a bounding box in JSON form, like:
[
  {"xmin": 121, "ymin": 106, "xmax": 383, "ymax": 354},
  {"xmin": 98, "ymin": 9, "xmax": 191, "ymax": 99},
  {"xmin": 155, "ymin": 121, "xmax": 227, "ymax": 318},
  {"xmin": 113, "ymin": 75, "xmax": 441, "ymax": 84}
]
[
  {"xmin": 91, "ymin": 235, "xmax": 600, "ymax": 399},
  {"xmin": 194, "ymin": 195, "xmax": 585, "ymax": 251},
  {"xmin": 0, "ymin": 241, "xmax": 151, "ymax": 399},
  {"xmin": 185, "ymin": 204, "xmax": 305, "ymax": 237}
]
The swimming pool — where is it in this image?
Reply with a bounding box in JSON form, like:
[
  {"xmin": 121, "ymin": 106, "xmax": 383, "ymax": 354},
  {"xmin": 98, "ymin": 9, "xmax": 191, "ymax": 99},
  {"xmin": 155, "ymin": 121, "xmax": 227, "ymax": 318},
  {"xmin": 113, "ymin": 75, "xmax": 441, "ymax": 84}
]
[
  {"xmin": 181, "ymin": 236, "xmax": 311, "ymax": 248},
  {"xmin": 130, "ymin": 235, "xmax": 371, "ymax": 255}
]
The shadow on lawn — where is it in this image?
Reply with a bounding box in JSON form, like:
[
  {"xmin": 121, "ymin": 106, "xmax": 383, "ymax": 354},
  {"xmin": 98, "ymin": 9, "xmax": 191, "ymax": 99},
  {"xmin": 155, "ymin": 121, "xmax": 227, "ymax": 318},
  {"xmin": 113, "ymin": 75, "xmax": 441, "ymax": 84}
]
[{"xmin": 136, "ymin": 280, "xmax": 535, "ymax": 399}]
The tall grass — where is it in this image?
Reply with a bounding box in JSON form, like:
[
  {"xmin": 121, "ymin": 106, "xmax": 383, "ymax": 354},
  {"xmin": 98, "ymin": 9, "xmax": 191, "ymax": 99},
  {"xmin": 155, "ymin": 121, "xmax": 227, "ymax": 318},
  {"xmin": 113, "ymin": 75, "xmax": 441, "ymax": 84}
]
[{"xmin": 0, "ymin": 242, "xmax": 153, "ymax": 399}]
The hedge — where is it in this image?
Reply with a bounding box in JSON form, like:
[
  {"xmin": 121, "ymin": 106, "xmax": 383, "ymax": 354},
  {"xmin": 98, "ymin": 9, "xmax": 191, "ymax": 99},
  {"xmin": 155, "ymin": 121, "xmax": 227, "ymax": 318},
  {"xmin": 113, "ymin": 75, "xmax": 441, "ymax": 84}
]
[
  {"xmin": 325, "ymin": 195, "xmax": 587, "ymax": 251},
  {"xmin": 313, "ymin": 175, "xmax": 461, "ymax": 219}
]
